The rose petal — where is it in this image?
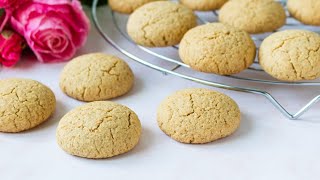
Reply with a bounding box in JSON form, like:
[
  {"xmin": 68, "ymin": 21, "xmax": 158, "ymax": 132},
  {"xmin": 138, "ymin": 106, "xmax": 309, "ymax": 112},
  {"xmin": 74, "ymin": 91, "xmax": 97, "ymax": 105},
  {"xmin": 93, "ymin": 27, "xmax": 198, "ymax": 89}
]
[
  {"xmin": 9, "ymin": 0, "xmax": 89, "ymax": 63},
  {"xmin": 0, "ymin": 30, "xmax": 23, "ymax": 67}
]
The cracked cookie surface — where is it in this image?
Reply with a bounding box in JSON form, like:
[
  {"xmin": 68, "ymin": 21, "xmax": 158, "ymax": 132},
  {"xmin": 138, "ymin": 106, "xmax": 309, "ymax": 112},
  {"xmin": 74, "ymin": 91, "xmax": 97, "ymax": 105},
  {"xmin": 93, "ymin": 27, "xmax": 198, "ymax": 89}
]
[
  {"xmin": 56, "ymin": 101, "xmax": 142, "ymax": 159},
  {"xmin": 259, "ymin": 30, "xmax": 320, "ymax": 81},
  {"xmin": 179, "ymin": 23, "xmax": 256, "ymax": 75},
  {"xmin": 180, "ymin": 0, "xmax": 228, "ymax": 11},
  {"xmin": 288, "ymin": 0, "xmax": 320, "ymax": 26},
  {"xmin": 109, "ymin": 0, "xmax": 165, "ymax": 14},
  {"xmin": 59, "ymin": 53, "xmax": 134, "ymax": 102},
  {"xmin": 0, "ymin": 78, "xmax": 56, "ymax": 133},
  {"xmin": 127, "ymin": 1, "xmax": 197, "ymax": 47},
  {"xmin": 219, "ymin": 0, "xmax": 286, "ymax": 34},
  {"xmin": 157, "ymin": 88, "xmax": 241, "ymax": 144}
]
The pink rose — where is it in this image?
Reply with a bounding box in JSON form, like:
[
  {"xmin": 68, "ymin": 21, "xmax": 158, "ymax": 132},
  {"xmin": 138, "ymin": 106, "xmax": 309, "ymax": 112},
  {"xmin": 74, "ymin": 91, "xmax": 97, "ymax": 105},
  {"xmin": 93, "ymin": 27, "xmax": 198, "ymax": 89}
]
[
  {"xmin": 0, "ymin": 29, "xmax": 25, "ymax": 67},
  {"xmin": 10, "ymin": 0, "xmax": 90, "ymax": 62},
  {"xmin": 0, "ymin": 0, "xmax": 30, "ymax": 31},
  {"xmin": 0, "ymin": 0, "xmax": 30, "ymax": 9}
]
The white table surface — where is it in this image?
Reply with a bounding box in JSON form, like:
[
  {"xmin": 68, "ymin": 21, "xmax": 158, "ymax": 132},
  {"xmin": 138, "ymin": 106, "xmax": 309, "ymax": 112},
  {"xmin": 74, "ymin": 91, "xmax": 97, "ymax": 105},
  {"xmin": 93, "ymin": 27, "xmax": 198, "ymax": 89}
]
[{"xmin": 1, "ymin": 7, "xmax": 320, "ymax": 180}]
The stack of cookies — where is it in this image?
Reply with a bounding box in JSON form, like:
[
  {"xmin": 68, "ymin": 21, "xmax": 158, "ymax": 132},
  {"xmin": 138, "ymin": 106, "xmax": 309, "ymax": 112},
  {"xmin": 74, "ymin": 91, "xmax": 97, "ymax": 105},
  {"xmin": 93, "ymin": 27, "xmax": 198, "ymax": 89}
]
[{"xmin": 119, "ymin": 0, "xmax": 320, "ymax": 82}]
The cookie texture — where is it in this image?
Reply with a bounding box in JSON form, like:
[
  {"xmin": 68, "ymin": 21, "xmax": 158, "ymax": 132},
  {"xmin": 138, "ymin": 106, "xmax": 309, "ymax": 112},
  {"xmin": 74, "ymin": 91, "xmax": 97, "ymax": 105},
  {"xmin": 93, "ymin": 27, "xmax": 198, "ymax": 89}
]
[
  {"xmin": 127, "ymin": 1, "xmax": 197, "ymax": 47},
  {"xmin": 109, "ymin": 0, "xmax": 164, "ymax": 14},
  {"xmin": 259, "ymin": 30, "xmax": 320, "ymax": 81},
  {"xmin": 179, "ymin": 23, "xmax": 256, "ymax": 75},
  {"xmin": 219, "ymin": 0, "xmax": 286, "ymax": 34},
  {"xmin": 56, "ymin": 101, "xmax": 142, "ymax": 159},
  {"xmin": 0, "ymin": 78, "xmax": 56, "ymax": 133},
  {"xmin": 60, "ymin": 53, "xmax": 134, "ymax": 102},
  {"xmin": 157, "ymin": 88, "xmax": 241, "ymax": 144},
  {"xmin": 288, "ymin": 0, "xmax": 320, "ymax": 26},
  {"xmin": 180, "ymin": 0, "xmax": 228, "ymax": 11}
]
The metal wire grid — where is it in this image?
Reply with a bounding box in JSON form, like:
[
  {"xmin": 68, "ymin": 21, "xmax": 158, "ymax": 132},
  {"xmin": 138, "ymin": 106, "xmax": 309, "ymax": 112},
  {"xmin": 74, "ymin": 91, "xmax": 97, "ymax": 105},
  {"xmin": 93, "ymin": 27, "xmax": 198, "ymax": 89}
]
[{"xmin": 92, "ymin": 0, "xmax": 320, "ymax": 120}]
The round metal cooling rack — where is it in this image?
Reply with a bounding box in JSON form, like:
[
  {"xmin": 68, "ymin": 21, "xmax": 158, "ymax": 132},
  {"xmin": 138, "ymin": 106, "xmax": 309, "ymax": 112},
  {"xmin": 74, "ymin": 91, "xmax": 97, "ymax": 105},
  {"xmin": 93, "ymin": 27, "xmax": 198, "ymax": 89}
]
[{"xmin": 92, "ymin": 0, "xmax": 320, "ymax": 120}]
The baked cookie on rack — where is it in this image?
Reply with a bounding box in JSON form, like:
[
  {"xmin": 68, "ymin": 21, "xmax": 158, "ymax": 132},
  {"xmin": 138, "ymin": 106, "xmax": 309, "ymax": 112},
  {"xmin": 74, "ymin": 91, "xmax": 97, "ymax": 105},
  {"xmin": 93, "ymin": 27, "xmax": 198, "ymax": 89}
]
[
  {"xmin": 127, "ymin": 1, "xmax": 197, "ymax": 47},
  {"xmin": 259, "ymin": 30, "xmax": 320, "ymax": 81},
  {"xmin": 180, "ymin": 0, "xmax": 228, "ymax": 11},
  {"xmin": 56, "ymin": 101, "xmax": 142, "ymax": 159},
  {"xmin": 59, "ymin": 53, "xmax": 134, "ymax": 102},
  {"xmin": 179, "ymin": 23, "xmax": 256, "ymax": 75},
  {"xmin": 0, "ymin": 78, "xmax": 56, "ymax": 133},
  {"xmin": 287, "ymin": 0, "xmax": 320, "ymax": 26},
  {"xmin": 219, "ymin": 0, "xmax": 286, "ymax": 34},
  {"xmin": 109, "ymin": 0, "xmax": 164, "ymax": 14},
  {"xmin": 157, "ymin": 88, "xmax": 241, "ymax": 144}
]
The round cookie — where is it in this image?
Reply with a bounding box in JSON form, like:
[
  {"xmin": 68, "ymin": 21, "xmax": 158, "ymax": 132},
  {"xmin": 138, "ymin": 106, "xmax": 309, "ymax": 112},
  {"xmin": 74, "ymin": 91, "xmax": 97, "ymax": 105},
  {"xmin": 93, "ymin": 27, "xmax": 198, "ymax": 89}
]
[
  {"xmin": 179, "ymin": 23, "xmax": 256, "ymax": 75},
  {"xmin": 127, "ymin": 1, "xmax": 197, "ymax": 47},
  {"xmin": 59, "ymin": 53, "xmax": 134, "ymax": 102},
  {"xmin": 0, "ymin": 78, "xmax": 56, "ymax": 133},
  {"xmin": 259, "ymin": 30, "xmax": 320, "ymax": 81},
  {"xmin": 287, "ymin": 0, "xmax": 320, "ymax": 26},
  {"xmin": 219, "ymin": 0, "xmax": 286, "ymax": 34},
  {"xmin": 56, "ymin": 101, "xmax": 142, "ymax": 159},
  {"xmin": 180, "ymin": 0, "xmax": 228, "ymax": 11},
  {"xmin": 109, "ymin": 0, "xmax": 165, "ymax": 14},
  {"xmin": 157, "ymin": 88, "xmax": 241, "ymax": 144}
]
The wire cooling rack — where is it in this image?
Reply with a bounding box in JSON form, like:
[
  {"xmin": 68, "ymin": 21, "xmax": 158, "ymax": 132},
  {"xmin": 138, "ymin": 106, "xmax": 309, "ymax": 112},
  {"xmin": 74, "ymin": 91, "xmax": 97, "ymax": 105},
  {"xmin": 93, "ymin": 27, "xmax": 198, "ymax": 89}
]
[{"xmin": 91, "ymin": 0, "xmax": 320, "ymax": 120}]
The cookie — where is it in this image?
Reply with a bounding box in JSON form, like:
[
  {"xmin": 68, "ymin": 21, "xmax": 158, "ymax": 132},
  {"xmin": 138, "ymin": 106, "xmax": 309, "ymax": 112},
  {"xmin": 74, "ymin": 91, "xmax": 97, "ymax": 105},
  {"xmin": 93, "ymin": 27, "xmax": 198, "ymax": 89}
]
[
  {"xmin": 157, "ymin": 88, "xmax": 240, "ymax": 144},
  {"xmin": 180, "ymin": 0, "xmax": 228, "ymax": 11},
  {"xmin": 287, "ymin": 0, "xmax": 320, "ymax": 26},
  {"xmin": 127, "ymin": 1, "xmax": 197, "ymax": 47},
  {"xmin": 0, "ymin": 78, "xmax": 56, "ymax": 133},
  {"xmin": 56, "ymin": 101, "xmax": 142, "ymax": 159},
  {"xmin": 109, "ymin": 0, "xmax": 164, "ymax": 14},
  {"xmin": 179, "ymin": 23, "xmax": 256, "ymax": 75},
  {"xmin": 219, "ymin": 0, "xmax": 286, "ymax": 34},
  {"xmin": 59, "ymin": 53, "xmax": 134, "ymax": 102},
  {"xmin": 259, "ymin": 30, "xmax": 320, "ymax": 81}
]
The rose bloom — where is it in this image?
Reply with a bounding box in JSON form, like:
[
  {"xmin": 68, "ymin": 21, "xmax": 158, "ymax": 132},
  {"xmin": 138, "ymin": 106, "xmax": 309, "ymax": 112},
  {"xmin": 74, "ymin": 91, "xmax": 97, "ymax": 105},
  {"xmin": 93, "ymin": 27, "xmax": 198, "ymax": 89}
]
[
  {"xmin": 0, "ymin": 29, "xmax": 25, "ymax": 67},
  {"xmin": 10, "ymin": 0, "xmax": 90, "ymax": 62},
  {"xmin": 0, "ymin": 0, "xmax": 29, "ymax": 9},
  {"xmin": 0, "ymin": 0, "xmax": 30, "ymax": 31}
]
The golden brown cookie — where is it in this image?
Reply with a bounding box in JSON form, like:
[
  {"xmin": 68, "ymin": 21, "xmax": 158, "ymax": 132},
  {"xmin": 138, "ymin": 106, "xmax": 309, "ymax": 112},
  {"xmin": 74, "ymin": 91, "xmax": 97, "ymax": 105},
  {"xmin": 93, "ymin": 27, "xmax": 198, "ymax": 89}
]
[
  {"xmin": 127, "ymin": 1, "xmax": 197, "ymax": 47},
  {"xmin": 56, "ymin": 101, "xmax": 142, "ymax": 159},
  {"xmin": 287, "ymin": 0, "xmax": 320, "ymax": 26},
  {"xmin": 180, "ymin": 0, "xmax": 228, "ymax": 11},
  {"xmin": 219, "ymin": 0, "xmax": 286, "ymax": 34},
  {"xmin": 157, "ymin": 88, "xmax": 241, "ymax": 144},
  {"xmin": 59, "ymin": 53, "xmax": 134, "ymax": 102},
  {"xmin": 259, "ymin": 30, "xmax": 320, "ymax": 81},
  {"xmin": 109, "ymin": 0, "xmax": 164, "ymax": 14},
  {"xmin": 179, "ymin": 23, "xmax": 256, "ymax": 75},
  {"xmin": 0, "ymin": 78, "xmax": 56, "ymax": 133}
]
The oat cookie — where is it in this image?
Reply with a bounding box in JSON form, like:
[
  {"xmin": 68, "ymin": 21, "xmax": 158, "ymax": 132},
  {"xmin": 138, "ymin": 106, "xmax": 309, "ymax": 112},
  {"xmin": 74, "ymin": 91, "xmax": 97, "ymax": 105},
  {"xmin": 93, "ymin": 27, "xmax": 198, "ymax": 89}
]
[
  {"xmin": 157, "ymin": 88, "xmax": 241, "ymax": 144},
  {"xmin": 59, "ymin": 53, "xmax": 134, "ymax": 102},
  {"xmin": 179, "ymin": 23, "xmax": 256, "ymax": 75},
  {"xmin": 56, "ymin": 101, "xmax": 142, "ymax": 159},
  {"xmin": 259, "ymin": 30, "xmax": 320, "ymax": 81},
  {"xmin": 109, "ymin": 0, "xmax": 164, "ymax": 14},
  {"xmin": 219, "ymin": 0, "xmax": 286, "ymax": 34},
  {"xmin": 0, "ymin": 78, "xmax": 56, "ymax": 133},
  {"xmin": 127, "ymin": 1, "xmax": 197, "ymax": 47},
  {"xmin": 287, "ymin": 0, "xmax": 320, "ymax": 26},
  {"xmin": 180, "ymin": 0, "xmax": 228, "ymax": 11}
]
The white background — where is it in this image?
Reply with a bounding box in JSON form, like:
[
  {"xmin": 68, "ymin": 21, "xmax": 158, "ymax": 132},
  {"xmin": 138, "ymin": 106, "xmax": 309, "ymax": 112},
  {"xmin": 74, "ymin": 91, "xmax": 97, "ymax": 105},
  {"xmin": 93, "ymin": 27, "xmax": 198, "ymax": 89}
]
[{"xmin": 1, "ymin": 6, "xmax": 320, "ymax": 180}]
